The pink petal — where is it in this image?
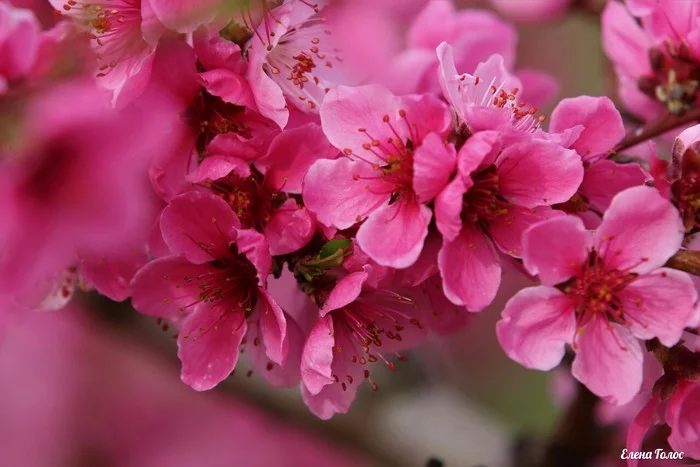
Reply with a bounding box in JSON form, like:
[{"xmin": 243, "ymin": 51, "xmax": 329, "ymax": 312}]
[
  {"xmin": 199, "ymin": 69, "xmax": 254, "ymax": 108},
  {"xmin": 79, "ymin": 246, "xmax": 148, "ymax": 302},
  {"xmin": 438, "ymin": 225, "xmax": 501, "ymax": 311},
  {"xmin": 490, "ymin": 206, "xmax": 563, "ymax": 258},
  {"xmin": 392, "ymin": 231, "xmax": 441, "ymax": 287},
  {"xmin": 435, "ymin": 177, "xmax": 468, "ymax": 241},
  {"xmin": 302, "ymin": 157, "xmax": 391, "ymax": 229},
  {"xmin": 413, "ymin": 132, "xmax": 456, "ymax": 203},
  {"xmin": 618, "ymin": 268, "xmax": 697, "ymax": 347},
  {"xmin": 0, "ymin": 3, "xmax": 41, "ymax": 80},
  {"xmin": 264, "ymin": 201, "xmax": 315, "ymax": 256},
  {"xmin": 457, "ymin": 130, "xmax": 501, "ymax": 177},
  {"xmin": 601, "ymin": 2, "xmax": 653, "ymax": 78},
  {"xmin": 320, "ymin": 85, "xmax": 400, "ymax": 161},
  {"xmin": 421, "ymin": 275, "xmax": 470, "ymax": 335},
  {"xmin": 579, "ymin": 159, "xmax": 649, "ymax": 213},
  {"xmin": 234, "ymin": 228, "xmax": 272, "ymax": 284},
  {"xmin": 497, "ymin": 140, "xmax": 583, "ymax": 208},
  {"xmin": 261, "ymin": 122, "xmax": 335, "ymax": 194},
  {"xmin": 549, "ymin": 96, "xmax": 626, "ymax": 161},
  {"xmin": 571, "ymin": 318, "xmax": 644, "ymax": 405},
  {"xmin": 247, "ymin": 52, "xmax": 288, "ymax": 129},
  {"xmin": 256, "ymin": 288, "xmax": 288, "ymax": 365},
  {"xmin": 177, "ymin": 304, "xmax": 247, "ymax": 391},
  {"xmin": 300, "ymin": 315, "xmax": 336, "ymax": 396},
  {"xmin": 625, "ymin": 395, "xmax": 661, "ymax": 467},
  {"xmin": 187, "ymin": 155, "xmax": 251, "ymax": 183},
  {"xmin": 522, "ymin": 215, "xmax": 593, "ymax": 286},
  {"xmin": 160, "ymin": 191, "xmax": 240, "ymax": 264},
  {"xmin": 320, "ymin": 271, "xmax": 368, "ymax": 316},
  {"xmin": 356, "ymin": 200, "xmax": 432, "ymax": 268},
  {"xmin": 130, "ymin": 256, "xmax": 210, "ymax": 320},
  {"xmin": 247, "ymin": 314, "xmax": 303, "ymax": 387},
  {"xmin": 666, "ymin": 381, "xmax": 700, "ymax": 459},
  {"xmin": 496, "ymin": 286, "xmax": 575, "ymax": 370},
  {"xmin": 595, "ymin": 186, "xmax": 684, "ymax": 274}
]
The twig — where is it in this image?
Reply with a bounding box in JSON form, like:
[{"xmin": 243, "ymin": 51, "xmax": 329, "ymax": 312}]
[
  {"xmin": 612, "ymin": 106, "xmax": 700, "ymax": 154},
  {"xmin": 665, "ymin": 249, "xmax": 700, "ymax": 276}
]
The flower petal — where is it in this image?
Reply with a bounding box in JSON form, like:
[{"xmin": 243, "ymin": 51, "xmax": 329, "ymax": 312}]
[
  {"xmin": 595, "ymin": 186, "xmax": 684, "ymax": 273},
  {"xmin": 357, "ymin": 200, "xmax": 432, "ymax": 268},
  {"xmin": 618, "ymin": 268, "xmax": 697, "ymax": 347},
  {"xmin": 522, "ymin": 215, "xmax": 593, "ymax": 286},
  {"xmin": 497, "ymin": 286, "xmax": 575, "ymax": 371},
  {"xmin": 571, "ymin": 318, "xmax": 644, "ymax": 405},
  {"xmin": 438, "ymin": 225, "xmax": 500, "ymax": 311},
  {"xmin": 413, "ymin": 132, "xmax": 456, "ymax": 203},
  {"xmin": 177, "ymin": 304, "xmax": 247, "ymax": 391}
]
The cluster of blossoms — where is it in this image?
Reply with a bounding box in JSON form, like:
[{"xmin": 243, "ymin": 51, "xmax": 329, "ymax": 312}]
[{"xmin": 0, "ymin": 0, "xmax": 698, "ymax": 460}]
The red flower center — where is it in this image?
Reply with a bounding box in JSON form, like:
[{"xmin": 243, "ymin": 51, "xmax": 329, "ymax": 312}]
[
  {"xmin": 639, "ymin": 42, "xmax": 700, "ymax": 114},
  {"xmin": 462, "ymin": 164, "xmax": 510, "ymax": 223}
]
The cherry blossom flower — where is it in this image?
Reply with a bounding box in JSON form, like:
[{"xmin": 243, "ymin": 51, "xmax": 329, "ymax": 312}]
[
  {"xmin": 300, "ymin": 268, "xmax": 426, "ymax": 419},
  {"xmin": 434, "ymin": 130, "xmax": 583, "ymax": 311},
  {"xmin": 497, "ymin": 186, "xmax": 697, "ymax": 405},
  {"xmin": 303, "ymin": 84, "xmax": 451, "ymax": 268},
  {"xmin": 130, "ymin": 191, "xmax": 290, "ymax": 390},
  {"xmin": 245, "ymin": 0, "xmax": 349, "ymax": 128},
  {"xmin": 602, "ymin": 0, "xmax": 700, "ymax": 120}
]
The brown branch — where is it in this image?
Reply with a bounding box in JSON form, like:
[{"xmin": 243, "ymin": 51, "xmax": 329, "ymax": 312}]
[
  {"xmin": 665, "ymin": 249, "xmax": 700, "ymax": 276},
  {"xmin": 612, "ymin": 107, "xmax": 700, "ymax": 154}
]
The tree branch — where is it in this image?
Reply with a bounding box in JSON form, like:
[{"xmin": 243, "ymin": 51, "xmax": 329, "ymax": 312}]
[
  {"xmin": 665, "ymin": 249, "xmax": 700, "ymax": 276},
  {"xmin": 612, "ymin": 106, "xmax": 700, "ymax": 154}
]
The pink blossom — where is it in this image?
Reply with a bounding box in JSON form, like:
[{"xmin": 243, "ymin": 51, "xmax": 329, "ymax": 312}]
[
  {"xmin": 300, "ymin": 269, "xmax": 426, "ymax": 419},
  {"xmin": 602, "ymin": 0, "xmax": 700, "ymax": 121},
  {"xmin": 548, "ymin": 96, "xmax": 649, "ymax": 226},
  {"xmin": 0, "ymin": 3, "xmax": 41, "ymax": 93},
  {"xmin": 191, "ymin": 122, "xmax": 333, "ymax": 256},
  {"xmin": 434, "ymin": 130, "xmax": 582, "ymax": 311},
  {"xmin": 497, "ymin": 186, "xmax": 697, "ymax": 405},
  {"xmin": 437, "ymin": 43, "xmax": 551, "ymax": 135},
  {"xmin": 130, "ymin": 191, "xmax": 291, "ymax": 390},
  {"xmin": 245, "ymin": 0, "xmax": 349, "ymax": 128},
  {"xmin": 0, "ymin": 79, "xmax": 175, "ymax": 304},
  {"xmin": 386, "ymin": 1, "xmax": 516, "ymax": 95},
  {"xmin": 303, "ymin": 84, "xmax": 451, "ymax": 268}
]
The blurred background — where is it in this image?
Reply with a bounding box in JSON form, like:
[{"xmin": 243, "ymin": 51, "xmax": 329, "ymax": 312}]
[{"xmin": 0, "ymin": 1, "xmax": 615, "ymax": 466}]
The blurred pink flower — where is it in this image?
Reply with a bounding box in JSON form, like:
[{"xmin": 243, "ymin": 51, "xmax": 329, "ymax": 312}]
[
  {"xmin": 303, "ymin": 84, "xmax": 451, "ymax": 268},
  {"xmin": 434, "ymin": 131, "xmax": 582, "ymax": 311},
  {"xmin": 497, "ymin": 186, "xmax": 697, "ymax": 405},
  {"xmin": 602, "ymin": 0, "xmax": 700, "ymax": 121},
  {"xmin": 130, "ymin": 191, "xmax": 291, "ymax": 390},
  {"xmin": 386, "ymin": 1, "xmax": 516, "ymax": 95},
  {"xmin": 0, "ymin": 79, "xmax": 174, "ymax": 305},
  {"xmin": 0, "ymin": 2, "xmax": 41, "ymax": 93},
  {"xmin": 300, "ymin": 268, "xmax": 426, "ymax": 419}
]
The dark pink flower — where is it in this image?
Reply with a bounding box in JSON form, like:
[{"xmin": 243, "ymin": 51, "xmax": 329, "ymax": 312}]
[
  {"xmin": 497, "ymin": 186, "xmax": 697, "ymax": 405},
  {"xmin": 434, "ymin": 131, "xmax": 583, "ymax": 311},
  {"xmin": 130, "ymin": 191, "xmax": 289, "ymax": 390},
  {"xmin": 602, "ymin": 0, "xmax": 700, "ymax": 120},
  {"xmin": 191, "ymin": 122, "xmax": 333, "ymax": 256},
  {"xmin": 303, "ymin": 84, "xmax": 451, "ymax": 268},
  {"xmin": 300, "ymin": 268, "xmax": 426, "ymax": 419}
]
